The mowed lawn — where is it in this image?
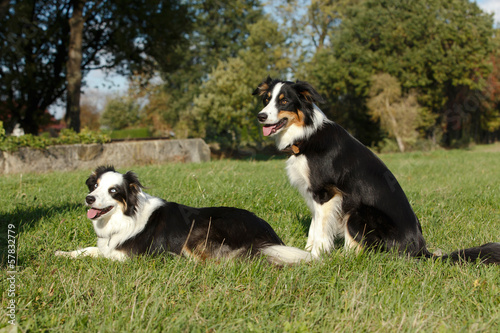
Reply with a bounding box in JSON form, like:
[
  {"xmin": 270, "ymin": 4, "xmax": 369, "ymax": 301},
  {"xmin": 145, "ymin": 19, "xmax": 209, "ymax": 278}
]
[{"xmin": 1, "ymin": 147, "xmax": 499, "ymax": 332}]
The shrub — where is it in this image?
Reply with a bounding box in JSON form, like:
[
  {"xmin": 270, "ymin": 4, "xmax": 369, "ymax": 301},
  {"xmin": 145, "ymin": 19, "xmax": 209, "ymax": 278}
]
[{"xmin": 0, "ymin": 122, "xmax": 110, "ymax": 152}]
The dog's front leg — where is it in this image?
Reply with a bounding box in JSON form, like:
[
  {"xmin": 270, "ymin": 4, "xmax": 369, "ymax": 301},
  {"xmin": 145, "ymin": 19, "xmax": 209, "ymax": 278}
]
[
  {"xmin": 308, "ymin": 196, "xmax": 344, "ymax": 257},
  {"xmin": 308, "ymin": 206, "xmax": 334, "ymax": 258},
  {"xmin": 305, "ymin": 217, "xmax": 316, "ymax": 252},
  {"xmin": 55, "ymin": 247, "xmax": 102, "ymax": 259}
]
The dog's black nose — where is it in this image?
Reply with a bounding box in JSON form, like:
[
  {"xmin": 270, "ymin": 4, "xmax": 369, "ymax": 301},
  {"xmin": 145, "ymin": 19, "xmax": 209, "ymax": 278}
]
[
  {"xmin": 86, "ymin": 195, "xmax": 96, "ymax": 205},
  {"xmin": 257, "ymin": 112, "xmax": 267, "ymax": 122}
]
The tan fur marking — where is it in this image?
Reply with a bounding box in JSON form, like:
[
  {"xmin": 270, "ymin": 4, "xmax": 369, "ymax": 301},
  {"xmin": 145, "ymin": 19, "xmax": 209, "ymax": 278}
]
[
  {"xmin": 120, "ymin": 199, "xmax": 127, "ymax": 213},
  {"xmin": 256, "ymin": 83, "xmax": 269, "ymax": 96},
  {"xmin": 300, "ymin": 91, "xmax": 313, "ymax": 103},
  {"xmin": 182, "ymin": 244, "xmax": 211, "ymax": 261},
  {"xmin": 344, "ymin": 216, "xmax": 362, "ymax": 254},
  {"xmin": 181, "ymin": 246, "xmax": 199, "ymax": 260},
  {"xmin": 278, "ymin": 109, "xmax": 306, "ymax": 129},
  {"xmin": 327, "ymin": 185, "xmax": 344, "ymax": 198}
]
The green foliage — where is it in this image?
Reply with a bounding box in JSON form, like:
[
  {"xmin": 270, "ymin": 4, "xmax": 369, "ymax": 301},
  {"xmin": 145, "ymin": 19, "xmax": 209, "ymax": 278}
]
[
  {"xmin": 307, "ymin": 0, "xmax": 495, "ymax": 146},
  {"xmin": 0, "ymin": 126, "xmax": 110, "ymax": 152},
  {"xmin": 156, "ymin": 0, "xmax": 266, "ymax": 138},
  {"xmin": 0, "ymin": 0, "xmax": 191, "ymax": 134},
  {"xmin": 108, "ymin": 127, "xmax": 152, "ymax": 140},
  {"xmin": 100, "ymin": 97, "xmax": 141, "ymax": 130},
  {"xmin": 367, "ymin": 73, "xmax": 420, "ymax": 152},
  {"xmin": 190, "ymin": 17, "xmax": 290, "ymax": 149},
  {"xmin": 1, "ymin": 150, "xmax": 499, "ymax": 331}
]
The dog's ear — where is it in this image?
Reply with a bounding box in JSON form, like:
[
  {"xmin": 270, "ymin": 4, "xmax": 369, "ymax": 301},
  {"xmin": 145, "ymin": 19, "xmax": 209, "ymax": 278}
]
[
  {"xmin": 292, "ymin": 81, "xmax": 325, "ymax": 105},
  {"xmin": 123, "ymin": 171, "xmax": 143, "ymax": 194},
  {"xmin": 252, "ymin": 76, "xmax": 273, "ymax": 96},
  {"xmin": 122, "ymin": 171, "xmax": 144, "ymax": 217},
  {"xmin": 85, "ymin": 173, "xmax": 98, "ymax": 192}
]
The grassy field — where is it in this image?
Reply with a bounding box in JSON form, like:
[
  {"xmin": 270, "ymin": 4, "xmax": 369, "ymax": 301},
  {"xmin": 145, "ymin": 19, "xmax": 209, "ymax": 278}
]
[{"xmin": 1, "ymin": 147, "xmax": 499, "ymax": 332}]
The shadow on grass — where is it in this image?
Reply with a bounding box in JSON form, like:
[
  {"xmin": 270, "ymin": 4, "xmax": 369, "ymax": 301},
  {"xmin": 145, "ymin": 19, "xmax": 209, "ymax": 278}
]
[
  {"xmin": 0, "ymin": 202, "xmax": 83, "ymax": 266},
  {"xmin": 296, "ymin": 214, "xmax": 311, "ymax": 236},
  {"xmin": 210, "ymin": 144, "xmax": 290, "ymax": 162}
]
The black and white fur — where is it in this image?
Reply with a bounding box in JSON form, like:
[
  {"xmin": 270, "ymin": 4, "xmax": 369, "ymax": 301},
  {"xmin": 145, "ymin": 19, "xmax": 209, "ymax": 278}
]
[
  {"xmin": 253, "ymin": 77, "xmax": 500, "ymax": 264},
  {"xmin": 55, "ymin": 166, "xmax": 312, "ymax": 265}
]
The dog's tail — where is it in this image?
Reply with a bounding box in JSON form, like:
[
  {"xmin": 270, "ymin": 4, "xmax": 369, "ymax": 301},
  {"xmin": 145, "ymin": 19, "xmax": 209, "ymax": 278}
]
[
  {"xmin": 436, "ymin": 242, "xmax": 500, "ymax": 264},
  {"xmin": 261, "ymin": 245, "xmax": 314, "ymax": 265}
]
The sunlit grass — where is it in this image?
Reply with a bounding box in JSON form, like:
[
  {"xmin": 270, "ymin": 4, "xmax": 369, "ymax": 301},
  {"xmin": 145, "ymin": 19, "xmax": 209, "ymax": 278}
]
[{"xmin": 1, "ymin": 149, "xmax": 499, "ymax": 332}]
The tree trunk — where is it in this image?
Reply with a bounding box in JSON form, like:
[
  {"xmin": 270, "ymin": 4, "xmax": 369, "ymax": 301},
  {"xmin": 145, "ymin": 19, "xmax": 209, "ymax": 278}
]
[
  {"xmin": 395, "ymin": 135, "xmax": 405, "ymax": 153},
  {"xmin": 65, "ymin": 0, "xmax": 86, "ymax": 133}
]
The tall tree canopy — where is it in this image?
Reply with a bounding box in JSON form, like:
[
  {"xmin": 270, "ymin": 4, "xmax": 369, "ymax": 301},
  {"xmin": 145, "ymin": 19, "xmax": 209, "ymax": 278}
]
[
  {"xmin": 190, "ymin": 17, "xmax": 291, "ymax": 148},
  {"xmin": 154, "ymin": 0, "xmax": 265, "ymax": 132},
  {"xmin": 2, "ymin": 0, "xmax": 498, "ymax": 150},
  {"xmin": 307, "ymin": 0, "xmax": 496, "ymax": 146},
  {"xmin": 0, "ymin": 0, "xmax": 190, "ymax": 134}
]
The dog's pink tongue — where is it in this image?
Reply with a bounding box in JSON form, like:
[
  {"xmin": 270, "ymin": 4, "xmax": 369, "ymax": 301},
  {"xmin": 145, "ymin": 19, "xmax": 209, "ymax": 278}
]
[
  {"xmin": 87, "ymin": 208, "xmax": 99, "ymax": 219},
  {"xmin": 263, "ymin": 125, "xmax": 275, "ymax": 137}
]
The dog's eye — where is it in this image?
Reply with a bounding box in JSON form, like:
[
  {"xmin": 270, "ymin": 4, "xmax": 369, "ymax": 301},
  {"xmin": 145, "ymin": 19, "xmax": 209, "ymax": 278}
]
[
  {"xmin": 280, "ymin": 99, "xmax": 288, "ymax": 105},
  {"xmin": 265, "ymin": 98, "xmax": 270, "ymax": 104},
  {"xmin": 94, "ymin": 183, "xmax": 98, "ymax": 189},
  {"xmin": 109, "ymin": 188, "xmax": 117, "ymax": 194}
]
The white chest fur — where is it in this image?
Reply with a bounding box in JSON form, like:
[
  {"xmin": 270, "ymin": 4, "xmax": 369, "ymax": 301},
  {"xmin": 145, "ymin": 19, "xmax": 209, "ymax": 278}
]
[{"xmin": 286, "ymin": 155, "xmax": 314, "ymax": 210}]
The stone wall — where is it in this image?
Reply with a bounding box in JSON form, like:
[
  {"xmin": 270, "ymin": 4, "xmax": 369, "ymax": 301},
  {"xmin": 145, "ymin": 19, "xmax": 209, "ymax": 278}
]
[{"xmin": 0, "ymin": 138, "xmax": 211, "ymax": 175}]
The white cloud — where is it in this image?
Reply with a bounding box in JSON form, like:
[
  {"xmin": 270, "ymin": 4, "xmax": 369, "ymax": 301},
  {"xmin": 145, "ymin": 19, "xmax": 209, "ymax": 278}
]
[{"xmin": 476, "ymin": 0, "xmax": 500, "ymax": 26}]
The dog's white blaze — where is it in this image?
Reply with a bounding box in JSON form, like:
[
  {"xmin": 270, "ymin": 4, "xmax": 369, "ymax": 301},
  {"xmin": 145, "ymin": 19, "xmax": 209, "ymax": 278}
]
[
  {"xmin": 258, "ymin": 83, "xmax": 284, "ymax": 125},
  {"xmin": 89, "ymin": 171, "xmax": 125, "ymax": 211}
]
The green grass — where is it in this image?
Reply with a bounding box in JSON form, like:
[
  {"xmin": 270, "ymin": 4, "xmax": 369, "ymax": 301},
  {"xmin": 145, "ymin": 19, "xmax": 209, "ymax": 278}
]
[{"xmin": 1, "ymin": 148, "xmax": 499, "ymax": 332}]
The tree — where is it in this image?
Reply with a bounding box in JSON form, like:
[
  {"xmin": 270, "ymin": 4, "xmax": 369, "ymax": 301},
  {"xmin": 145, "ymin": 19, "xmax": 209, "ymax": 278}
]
[
  {"xmin": 477, "ymin": 33, "xmax": 500, "ymax": 143},
  {"xmin": 80, "ymin": 89, "xmax": 106, "ymax": 131},
  {"xmin": 0, "ymin": 0, "xmax": 190, "ymax": 135},
  {"xmin": 307, "ymin": 0, "xmax": 495, "ymax": 146},
  {"xmin": 156, "ymin": 0, "xmax": 265, "ymax": 133},
  {"xmin": 0, "ymin": 1, "xmax": 68, "ymax": 134},
  {"xmin": 66, "ymin": 0, "xmax": 85, "ymax": 133},
  {"xmin": 367, "ymin": 74, "xmax": 420, "ymax": 152},
  {"xmin": 100, "ymin": 97, "xmax": 140, "ymax": 131},
  {"xmin": 190, "ymin": 17, "xmax": 290, "ymax": 148}
]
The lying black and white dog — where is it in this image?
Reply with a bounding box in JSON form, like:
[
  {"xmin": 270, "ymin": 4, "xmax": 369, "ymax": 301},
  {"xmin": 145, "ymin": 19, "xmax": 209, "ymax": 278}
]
[
  {"xmin": 253, "ymin": 77, "xmax": 500, "ymax": 264},
  {"xmin": 55, "ymin": 166, "xmax": 312, "ymax": 264}
]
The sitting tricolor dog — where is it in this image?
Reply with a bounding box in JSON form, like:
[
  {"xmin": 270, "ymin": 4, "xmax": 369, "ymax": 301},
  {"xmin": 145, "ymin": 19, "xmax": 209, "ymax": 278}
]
[
  {"xmin": 253, "ymin": 77, "xmax": 500, "ymax": 264},
  {"xmin": 55, "ymin": 166, "xmax": 312, "ymax": 264}
]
